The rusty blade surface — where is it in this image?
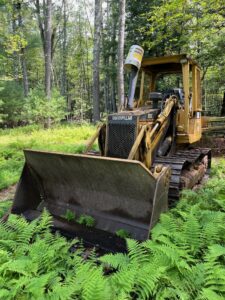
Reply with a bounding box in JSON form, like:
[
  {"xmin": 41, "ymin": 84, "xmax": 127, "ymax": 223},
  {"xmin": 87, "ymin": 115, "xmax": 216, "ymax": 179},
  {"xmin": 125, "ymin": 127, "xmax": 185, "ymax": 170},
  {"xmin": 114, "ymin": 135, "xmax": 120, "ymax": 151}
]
[{"xmin": 12, "ymin": 150, "xmax": 168, "ymax": 242}]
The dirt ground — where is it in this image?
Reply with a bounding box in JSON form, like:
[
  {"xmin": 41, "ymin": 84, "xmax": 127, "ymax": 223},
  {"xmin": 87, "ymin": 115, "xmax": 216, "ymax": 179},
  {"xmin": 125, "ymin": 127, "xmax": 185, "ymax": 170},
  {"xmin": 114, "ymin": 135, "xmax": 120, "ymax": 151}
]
[{"xmin": 0, "ymin": 185, "xmax": 16, "ymax": 201}]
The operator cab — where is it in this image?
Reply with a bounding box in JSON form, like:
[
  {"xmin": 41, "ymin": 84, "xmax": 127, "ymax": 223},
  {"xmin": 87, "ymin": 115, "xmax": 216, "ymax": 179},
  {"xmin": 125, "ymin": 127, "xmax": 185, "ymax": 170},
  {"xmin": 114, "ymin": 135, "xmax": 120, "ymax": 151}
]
[
  {"xmin": 133, "ymin": 68, "xmax": 184, "ymax": 109},
  {"xmin": 130, "ymin": 54, "xmax": 202, "ymax": 144}
]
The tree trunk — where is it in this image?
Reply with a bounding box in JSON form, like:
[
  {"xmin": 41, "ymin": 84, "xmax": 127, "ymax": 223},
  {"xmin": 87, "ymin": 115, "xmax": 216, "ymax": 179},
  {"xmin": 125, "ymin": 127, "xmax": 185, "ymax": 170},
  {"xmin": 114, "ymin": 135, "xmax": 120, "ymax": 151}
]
[
  {"xmin": 20, "ymin": 48, "xmax": 29, "ymax": 97},
  {"xmin": 221, "ymin": 92, "xmax": 225, "ymax": 116},
  {"xmin": 93, "ymin": 0, "xmax": 102, "ymax": 123},
  {"xmin": 61, "ymin": 0, "xmax": 67, "ymax": 98},
  {"xmin": 111, "ymin": 53, "xmax": 117, "ymax": 112},
  {"xmin": 117, "ymin": 0, "xmax": 126, "ymax": 109},
  {"xmin": 44, "ymin": 0, "xmax": 52, "ymax": 99},
  {"xmin": 17, "ymin": 2, "xmax": 29, "ymax": 97},
  {"xmin": 12, "ymin": 5, "xmax": 19, "ymax": 82},
  {"xmin": 111, "ymin": 12, "xmax": 117, "ymax": 113},
  {"xmin": 35, "ymin": 0, "xmax": 45, "ymax": 53},
  {"xmin": 44, "ymin": 0, "xmax": 52, "ymax": 127}
]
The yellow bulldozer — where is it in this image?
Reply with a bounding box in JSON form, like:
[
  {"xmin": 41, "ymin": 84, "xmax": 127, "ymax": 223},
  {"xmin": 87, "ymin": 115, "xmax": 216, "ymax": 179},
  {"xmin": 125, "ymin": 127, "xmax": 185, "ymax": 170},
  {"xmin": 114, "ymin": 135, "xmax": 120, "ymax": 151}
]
[{"xmin": 11, "ymin": 46, "xmax": 211, "ymax": 252}]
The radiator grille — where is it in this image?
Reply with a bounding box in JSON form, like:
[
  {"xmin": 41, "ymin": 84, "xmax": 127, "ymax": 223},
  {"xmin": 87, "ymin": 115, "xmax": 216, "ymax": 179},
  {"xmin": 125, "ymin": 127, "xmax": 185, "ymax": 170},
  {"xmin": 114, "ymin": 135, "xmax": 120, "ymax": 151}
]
[{"xmin": 107, "ymin": 122, "xmax": 137, "ymax": 158}]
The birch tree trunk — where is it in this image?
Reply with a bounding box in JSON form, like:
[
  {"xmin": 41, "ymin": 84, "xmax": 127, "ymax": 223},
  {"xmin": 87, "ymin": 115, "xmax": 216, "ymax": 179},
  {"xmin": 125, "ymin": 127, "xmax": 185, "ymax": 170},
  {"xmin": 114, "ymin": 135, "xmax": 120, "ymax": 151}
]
[
  {"xmin": 117, "ymin": 0, "xmax": 126, "ymax": 109},
  {"xmin": 93, "ymin": 0, "xmax": 102, "ymax": 122}
]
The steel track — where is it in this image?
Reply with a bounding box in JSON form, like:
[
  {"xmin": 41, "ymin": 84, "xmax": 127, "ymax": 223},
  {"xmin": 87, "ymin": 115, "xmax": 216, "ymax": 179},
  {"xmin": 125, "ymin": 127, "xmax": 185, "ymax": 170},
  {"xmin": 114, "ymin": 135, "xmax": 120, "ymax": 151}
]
[{"xmin": 153, "ymin": 148, "xmax": 211, "ymax": 201}]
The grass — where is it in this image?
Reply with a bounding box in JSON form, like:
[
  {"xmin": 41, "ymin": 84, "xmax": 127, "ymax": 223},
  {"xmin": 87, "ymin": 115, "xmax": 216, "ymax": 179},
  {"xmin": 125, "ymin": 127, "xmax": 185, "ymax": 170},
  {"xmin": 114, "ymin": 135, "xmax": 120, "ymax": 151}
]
[{"xmin": 0, "ymin": 124, "xmax": 96, "ymax": 190}]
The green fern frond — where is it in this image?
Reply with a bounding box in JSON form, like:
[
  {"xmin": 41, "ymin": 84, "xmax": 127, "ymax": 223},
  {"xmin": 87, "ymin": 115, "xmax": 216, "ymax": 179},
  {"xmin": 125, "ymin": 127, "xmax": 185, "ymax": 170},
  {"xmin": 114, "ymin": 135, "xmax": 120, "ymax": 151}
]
[
  {"xmin": 143, "ymin": 239, "xmax": 192, "ymax": 272},
  {"xmin": 182, "ymin": 263, "xmax": 206, "ymax": 297},
  {"xmin": 183, "ymin": 214, "xmax": 201, "ymax": 253},
  {"xmin": 35, "ymin": 208, "xmax": 53, "ymax": 234},
  {"xmin": 134, "ymin": 263, "xmax": 166, "ymax": 299},
  {"xmin": 0, "ymin": 288, "xmax": 10, "ymax": 299},
  {"xmin": 211, "ymin": 194, "xmax": 225, "ymax": 212},
  {"xmin": 0, "ymin": 239, "xmax": 18, "ymax": 252},
  {"xmin": 156, "ymin": 286, "xmax": 189, "ymax": 300},
  {"xmin": 126, "ymin": 239, "xmax": 149, "ymax": 265},
  {"xmin": 82, "ymin": 268, "xmax": 109, "ymax": 300},
  {"xmin": 205, "ymin": 244, "xmax": 225, "ymax": 262},
  {"xmin": 158, "ymin": 213, "xmax": 179, "ymax": 232},
  {"xmin": 0, "ymin": 249, "xmax": 10, "ymax": 264},
  {"xmin": 24, "ymin": 271, "xmax": 58, "ymax": 299},
  {"xmin": 199, "ymin": 288, "xmax": 225, "ymax": 300},
  {"xmin": 0, "ymin": 257, "xmax": 32, "ymax": 276},
  {"xmin": 110, "ymin": 268, "xmax": 136, "ymax": 296},
  {"xmin": 100, "ymin": 253, "xmax": 130, "ymax": 270}
]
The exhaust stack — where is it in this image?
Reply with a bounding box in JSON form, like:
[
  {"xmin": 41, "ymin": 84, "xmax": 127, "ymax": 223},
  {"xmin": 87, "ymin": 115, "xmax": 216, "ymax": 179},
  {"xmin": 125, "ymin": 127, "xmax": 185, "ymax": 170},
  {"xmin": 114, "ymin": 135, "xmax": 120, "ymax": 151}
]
[{"xmin": 125, "ymin": 45, "xmax": 144, "ymax": 109}]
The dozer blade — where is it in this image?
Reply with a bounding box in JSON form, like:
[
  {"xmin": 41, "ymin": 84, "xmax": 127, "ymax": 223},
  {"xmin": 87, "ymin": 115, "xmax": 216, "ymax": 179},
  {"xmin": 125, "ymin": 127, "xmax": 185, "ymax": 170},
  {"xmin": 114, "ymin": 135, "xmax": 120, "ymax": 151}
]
[{"xmin": 12, "ymin": 150, "xmax": 169, "ymax": 252}]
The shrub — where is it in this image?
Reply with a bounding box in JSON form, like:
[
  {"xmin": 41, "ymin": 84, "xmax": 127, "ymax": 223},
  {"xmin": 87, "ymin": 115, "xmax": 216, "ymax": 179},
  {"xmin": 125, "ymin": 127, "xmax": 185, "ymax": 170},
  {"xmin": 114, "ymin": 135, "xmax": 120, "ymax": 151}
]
[
  {"xmin": 22, "ymin": 87, "xmax": 67, "ymax": 125},
  {"xmin": 0, "ymin": 80, "xmax": 24, "ymax": 126}
]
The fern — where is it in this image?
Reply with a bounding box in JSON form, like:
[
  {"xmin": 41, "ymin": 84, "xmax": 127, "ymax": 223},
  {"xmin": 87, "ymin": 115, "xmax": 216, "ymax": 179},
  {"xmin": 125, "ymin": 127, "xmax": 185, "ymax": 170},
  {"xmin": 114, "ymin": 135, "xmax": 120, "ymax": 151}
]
[
  {"xmin": 100, "ymin": 253, "xmax": 130, "ymax": 270},
  {"xmin": 182, "ymin": 214, "xmax": 201, "ymax": 254},
  {"xmin": 198, "ymin": 288, "xmax": 225, "ymax": 300},
  {"xmin": 35, "ymin": 208, "xmax": 53, "ymax": 234},
  {"xmin": 0, "ymin": 159, "xmax": 224, "ymax": 299},
  {"xmin": 109, "ymin": 268, "xmax": 136, "ymax": 296},
  {"xmin": 127, "ymin": 238, "xmax": 149, "ymax": 265}
]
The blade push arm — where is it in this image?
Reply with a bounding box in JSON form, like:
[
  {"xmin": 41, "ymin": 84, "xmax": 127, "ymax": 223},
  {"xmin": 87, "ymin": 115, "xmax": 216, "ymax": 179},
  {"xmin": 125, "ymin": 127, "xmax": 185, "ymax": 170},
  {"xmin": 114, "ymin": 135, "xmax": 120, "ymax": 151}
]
[{"xmin": 128, "ymin": 95, "xmax": 178, "ymax": 168}]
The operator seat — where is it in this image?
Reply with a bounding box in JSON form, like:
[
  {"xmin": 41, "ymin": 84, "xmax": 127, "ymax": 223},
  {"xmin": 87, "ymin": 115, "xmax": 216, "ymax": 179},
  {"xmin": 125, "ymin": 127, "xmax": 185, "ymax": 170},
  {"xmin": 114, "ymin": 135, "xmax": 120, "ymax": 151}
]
[
  {"xmin": 164, "ymin": 88, "xmax": 184, "ymax": 104},
  {"xmin": 148, "ymin": 92, "xmax": 163, "ymax": 109}
]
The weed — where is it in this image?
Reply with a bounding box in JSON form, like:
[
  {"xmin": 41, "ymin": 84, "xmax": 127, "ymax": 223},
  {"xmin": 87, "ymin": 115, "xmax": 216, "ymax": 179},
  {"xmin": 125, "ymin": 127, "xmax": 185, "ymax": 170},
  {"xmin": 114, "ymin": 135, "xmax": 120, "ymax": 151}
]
[
  {"xmin": 115, "ymin": 229, "xmax": 131, "ymax": 238},
  {"xmin": 62, "ymin": 209, "xmax": 76, "ymax": 222},
  {"xmin": 77, "ymin": 214, "xmax": 95, "ymax": 227}
]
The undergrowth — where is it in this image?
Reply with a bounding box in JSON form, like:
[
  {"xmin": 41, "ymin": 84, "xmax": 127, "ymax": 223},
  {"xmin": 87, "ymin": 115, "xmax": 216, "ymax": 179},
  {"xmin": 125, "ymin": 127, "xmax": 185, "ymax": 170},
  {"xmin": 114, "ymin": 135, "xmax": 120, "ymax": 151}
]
[
  {"xmin": 0, "ymin": 124, "xmax": 96, "ymax": 190},
  {"xmin": 0, "ymin": 125, "xmax": 224, "ymax": 299},
  {"xmin": 0, "ymin": 159, "xmax": 224, "ymax": 299}
]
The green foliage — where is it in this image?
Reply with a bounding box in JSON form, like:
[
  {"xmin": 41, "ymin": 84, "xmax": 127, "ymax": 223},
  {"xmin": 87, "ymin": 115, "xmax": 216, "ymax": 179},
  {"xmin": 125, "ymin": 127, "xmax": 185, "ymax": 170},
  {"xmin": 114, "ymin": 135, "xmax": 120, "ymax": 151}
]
[
  {"xmin": 62, "ymin": 210, "xmax": 96, "ymax": 227},
  {"xmin": 4, "ymin": 34, "xmax": 27, "ymax": 54},
  {"xmin": 99, "ymin": 159, "xmax": 225, "ymax": 299},
  {"xmin": 0, "ymin": 124, "xmax": 96, "ymax": 189},
  {"xmin": 0, "ymin": 99, "xmax": 5, "ymax": 123},
  {"xmin": 0, "ymin": 200, "xmax": 12, "ymax": 218},
  {"xmin": 0, "ymin": 158, "xmax": 224, "ymax": 299},
  {"xmin": 22, "ymin": 87, "xmax": 67, "ymax": 125},
  {"xmin": 0, "ymin": 210, "xmax": 108, "ymax": 300},
  {"xmin": 115, "ymin": 229, "xmax": 130, "ymax": 238},
  {"xmin": 0, "ymin": 130, "xmax": 225, "ymax": 299},
  {"xmin": 0, "ymin": 80, "xmax": 24, "ymax": 125},
  {"xmin": 77, "ymin": 214, "xmax": 95, "ymax": 227},
  {"xmin": 62, "ymin": 209, "xmax": 76, "ymax": 222}
]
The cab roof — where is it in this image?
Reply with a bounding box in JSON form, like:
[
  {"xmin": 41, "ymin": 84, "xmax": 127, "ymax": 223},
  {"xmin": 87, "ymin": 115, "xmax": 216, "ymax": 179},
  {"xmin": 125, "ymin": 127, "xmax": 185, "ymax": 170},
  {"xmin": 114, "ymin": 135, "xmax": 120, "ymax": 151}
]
[{"xmin": 141, "ymin": 54, "xmax": 200, "ymax": 74}]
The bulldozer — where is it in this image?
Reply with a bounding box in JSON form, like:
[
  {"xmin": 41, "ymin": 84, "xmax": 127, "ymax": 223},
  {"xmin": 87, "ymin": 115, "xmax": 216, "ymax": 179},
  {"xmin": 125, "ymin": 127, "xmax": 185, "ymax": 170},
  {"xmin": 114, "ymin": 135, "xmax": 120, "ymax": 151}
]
[{"xmin": 11, "ymin": 46, "xmax": 211, "ymax": 252}]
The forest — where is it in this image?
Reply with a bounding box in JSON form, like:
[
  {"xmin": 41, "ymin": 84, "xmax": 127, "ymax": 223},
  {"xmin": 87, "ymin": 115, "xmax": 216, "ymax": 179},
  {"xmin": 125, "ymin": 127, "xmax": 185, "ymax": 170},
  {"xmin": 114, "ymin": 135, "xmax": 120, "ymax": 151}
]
[
  {"xmin": 0, "ymin": 0, "xmax": 224, "ymax": 126},
  {"xmin": 0, "ymin": 0, "xmax": 225, "ymax": 299}
]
